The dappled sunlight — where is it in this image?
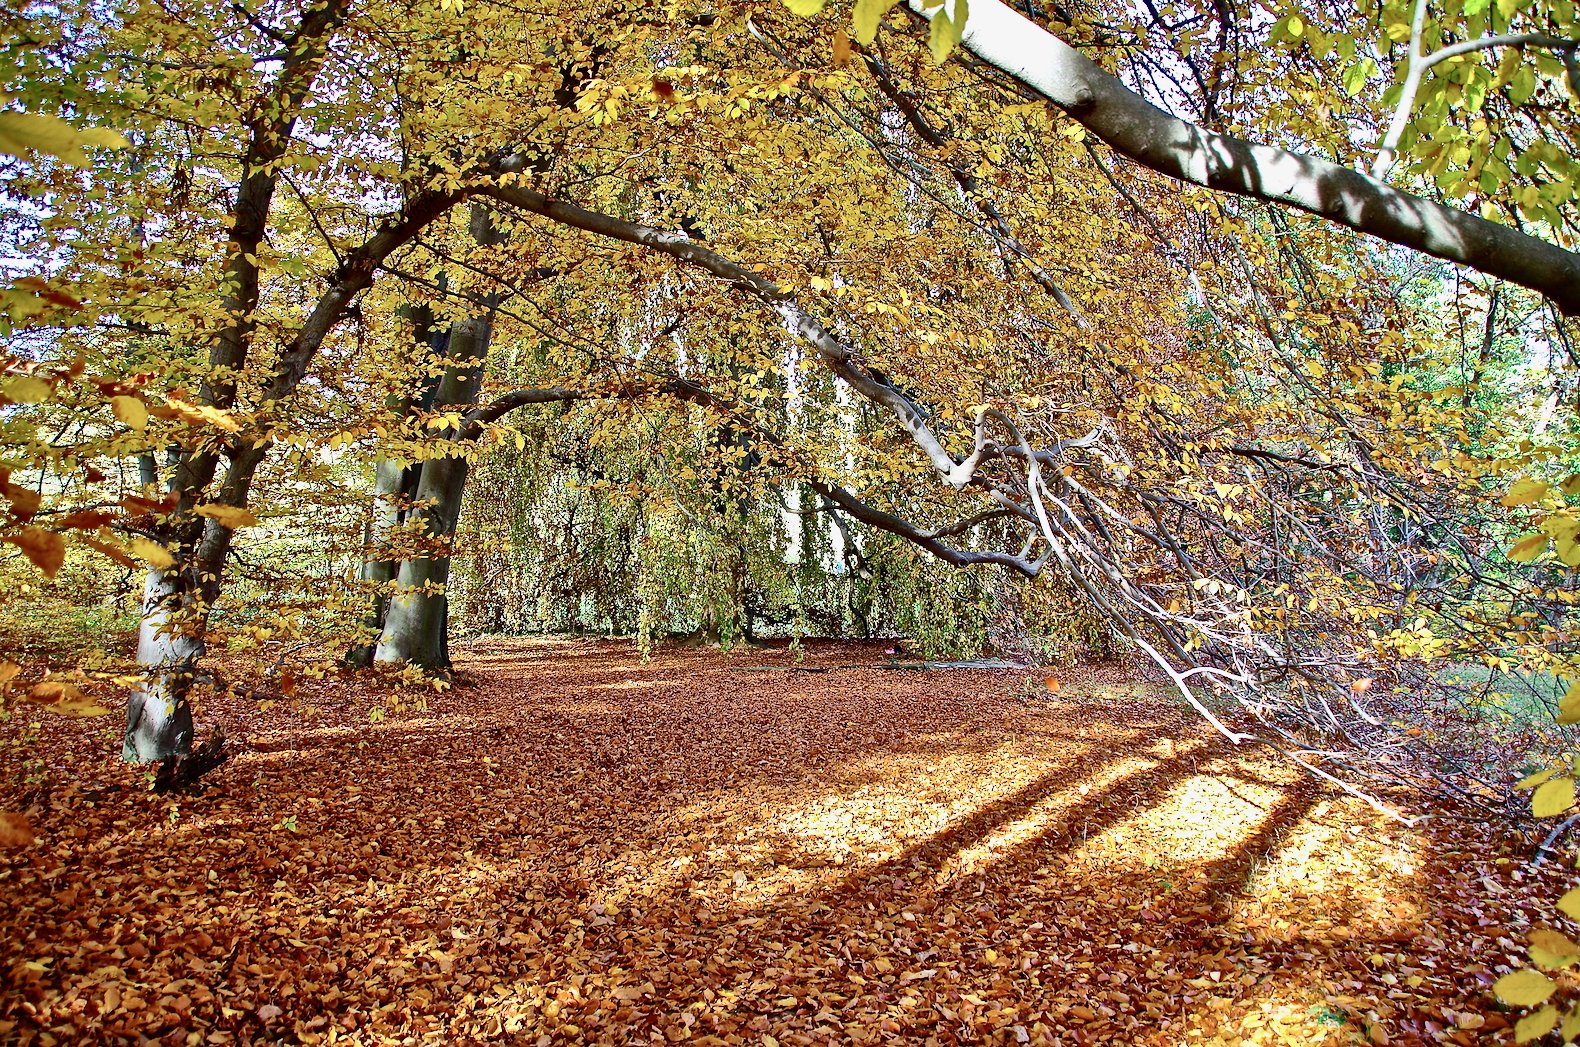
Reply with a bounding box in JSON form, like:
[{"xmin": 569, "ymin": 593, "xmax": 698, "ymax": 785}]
[{"xmin": 0, "ymin": 639, "xmax": 1544, "ymax": 1045}]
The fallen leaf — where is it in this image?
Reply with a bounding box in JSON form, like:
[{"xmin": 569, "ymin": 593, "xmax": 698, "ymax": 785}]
[{"xmin": 0, "ymin": 812, "xmax": 34, "ymax": 848}]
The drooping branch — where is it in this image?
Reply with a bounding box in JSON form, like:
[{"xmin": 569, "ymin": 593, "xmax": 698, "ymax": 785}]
[
  {"xmin": 471, "ymin": 178, "xmax": 1504, "ymax": 814},
  {"xmin": 482, "ymin": 176, "xmax": 982, "ymax": 485},
  {"xmin": 811, "ymin": 481, "xmax": 1047, "ymax": 576},
  {"xmin": 909, "ymin": 0, "xmax": 1580, "ymax": 313}
]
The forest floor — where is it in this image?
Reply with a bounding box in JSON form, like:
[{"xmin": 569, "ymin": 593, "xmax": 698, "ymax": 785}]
[{"xmin": 0, "ymin": 638, "xmax": 1565, "ymax": 1046}]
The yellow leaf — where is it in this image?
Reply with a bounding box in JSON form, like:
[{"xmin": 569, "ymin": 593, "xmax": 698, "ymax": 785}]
[
  {"xmin": 194, "ymin": 504, "xmax": 259, "ymax": 530},
  {"xmin": 853, "ymin": 0, "xmax": 901, "ymax": 43},
  {"xmin": 3, "ymin": 525, "xmax": 64, "ymax": 579},
  {"xmin": 1, "ymin": 375, "xmax": 51, "ymax": 403},
  {"xmin": 1530, "ymin": 928, "xmax": 1580, "ymax": 968},
  {"xmin": 110, "ymin": 395, "xmax": 148, "ymax": 431},
  {"xmin": 1559, "ymin": 888, "xmax": 1580, "ymax": 920},
  {"xmin": 1510, "ymin": 533, "xmax": 1549, "ymax": 562},
  {"xmin": 158, "ymin": 396, "xmax": 241, "ymax": 432},
  {"xmin": 127, "ymin": 538, "xmax": 174, "ymax": 569},
  {"xmin": 1495, "ymin": 969, "xmax": 1557, "ymax": 1007},
  {"xmin": 1503, "ymin": 478, "xmax": 1552, "ymax": 506},
  {"xmin": 1519, "ymin": 767, "xmax": 1560, "ymax": 789},
  {"xmin": 1534, "ymin": 777, "xmax": 1576, "ymax": 818},
  {"xmin": 780, "ymin": 0, "xmax": 825, "ymax": 13},
  {"xmin": 1515, "ymin": 1004, "xmax": 1558, "ymax": 1042},
  {"xmin": 1560, "ymin": 691, "xmax": 1580, "ymax": 725},
  {"xmin": 1562, "ymin": 1006, "xmax": 1580, "ymax": 1042},
  {"xmin": 0, "ymin": 110, "xmax": 127, "ymax": 166},
  {"xmin": 928, "ymin": 2, "xmax": 965, "ymax": 63}
]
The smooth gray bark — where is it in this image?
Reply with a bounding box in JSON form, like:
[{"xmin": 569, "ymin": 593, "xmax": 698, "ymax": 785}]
[
  {"xmin": 913, "ymin": 0, "xmax": 1580, "ymax": 314},
  {"xmin": 374, "ymin": 202, "xmax": 501, "ymax": 672},
  {"xmin": 345, "ymin": 454, "xmax": 413, "ymax": 667},
  {"xmin": 371, "ymin": 312, "xmax": 493, "ymax": 669},
  {"xmin": 346, "ymin": 307, "xmax": 451, "ymax": 667}
]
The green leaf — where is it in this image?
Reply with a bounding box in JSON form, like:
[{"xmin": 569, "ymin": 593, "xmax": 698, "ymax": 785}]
[
  {"xmin": 1342, "ymin": 60, "xmax": 1374, "ymax": 97},
  {"xmin": 1495, "ymin": 968, "xmax": 1557, "ymax": 1007},
  {"xmin": 853, "ymin": 0, "xmax": 901, "ymax": 44},
  {"xmin": 780, "ymin": 0, "xmax": 826, "ymax": 14},
  {"xmin": 1533, "ymin": 777, "xmax": 1575, "ymax": 817},
  {"xmin": 1464, "ymin": 0, "xmax": 1490, "ymax": 14},
  {"xmin": 1509, "ymin": 65, "xmax": 1537, "ymax": 106}
]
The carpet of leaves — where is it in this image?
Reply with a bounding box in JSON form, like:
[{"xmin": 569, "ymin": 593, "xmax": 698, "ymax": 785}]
[{"xmin": 0, "ymin": 638, "xmax": 1567, "ymax": 1045}]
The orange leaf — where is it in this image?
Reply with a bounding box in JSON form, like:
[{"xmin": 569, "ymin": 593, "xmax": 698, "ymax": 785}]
[
  {"xmin": 24, "ymin": 680, "xmax": 110, "ymax": 717},
  {"xmin": 0, "ymin": 812, "xmax": 34, "ymax": 849},
  {"xmin": 3, "ymin": 525, "xmax": 64, "ymax": 579},
  {"xmin": 833, "ymin": 27, "xmax": 852, "ymax": 66},
  {"xmin": 1, "ymin": 481, "xmax": 41, "ymax": 520}
]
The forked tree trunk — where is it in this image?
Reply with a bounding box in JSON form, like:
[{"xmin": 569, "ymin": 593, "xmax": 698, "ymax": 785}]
[
  {"xmin": 123, "ymin": 498, "xmax": 245, "ymax": 762},
  {"xmin": 344, "ymin": 455, "xmax": 415, "ymax": 667},
  {"xmin": 373, "ymin": 213, "xmax": 499, "ymax": 671},
  {"xmin": 346, "ymin": 308, "xmax": 449, "ymax": 666},
  {"xmin": 372, "ymin": 448, "xmax": 474, "ymax": 669}
]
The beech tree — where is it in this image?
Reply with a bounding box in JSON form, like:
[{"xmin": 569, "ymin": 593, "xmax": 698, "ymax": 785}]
[{"xmin": 0, "ymin": 0, "xmax": 1574, "ymax": 815}]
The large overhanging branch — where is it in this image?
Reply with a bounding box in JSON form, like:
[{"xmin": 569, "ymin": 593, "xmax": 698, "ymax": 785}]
[{"xmin": 909, "ymin": 0, "xmax": 1580, "ymax": 314}]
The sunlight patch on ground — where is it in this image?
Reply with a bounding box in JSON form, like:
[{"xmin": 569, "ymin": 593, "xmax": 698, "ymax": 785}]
[{"xmin": 0, "ymin": 640, "xmax": 1538, "ymax": 1046}]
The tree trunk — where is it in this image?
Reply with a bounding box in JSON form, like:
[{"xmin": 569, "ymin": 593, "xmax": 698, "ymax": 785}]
[
  {"xmin": 373, "ymin": 210, "xmax": 499, "ymax": 671},
  {"xmin": 373, "ymin": 205, "xmax": 503, "ymax": 669},
  {"xmin": 373, "ymin": 450, "xmax": 473, "ymax": 669},
  {"xmin": 346, "ymin": 307, "xmax": 450, "ymax": 666},
  {"xmin": 345, "ymin": 455, "xmax": 413, "ymax": 667},
  {"xmin": 122, "ymin": 563, "xmax": 198, "ymax": 762}
]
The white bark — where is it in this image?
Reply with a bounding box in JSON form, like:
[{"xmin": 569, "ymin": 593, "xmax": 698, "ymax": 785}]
[
  {"xmin": 915, "ymin": 0, "xmax": 1580, "ymax": 314},
  {"xmin": 123, "ymin": 565, "xmax": 198, "ymax": 762}
]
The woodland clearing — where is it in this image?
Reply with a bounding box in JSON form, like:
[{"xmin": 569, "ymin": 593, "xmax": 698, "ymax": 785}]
[{"xmin": 0, "ymin": 639, "xmax": 1560, "ymax": 1046}]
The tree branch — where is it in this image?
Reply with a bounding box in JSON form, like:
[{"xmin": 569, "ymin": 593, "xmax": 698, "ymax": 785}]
[{"xmin": 914, "ymin": 0, "xmax": 1580, "ymax": 314}]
